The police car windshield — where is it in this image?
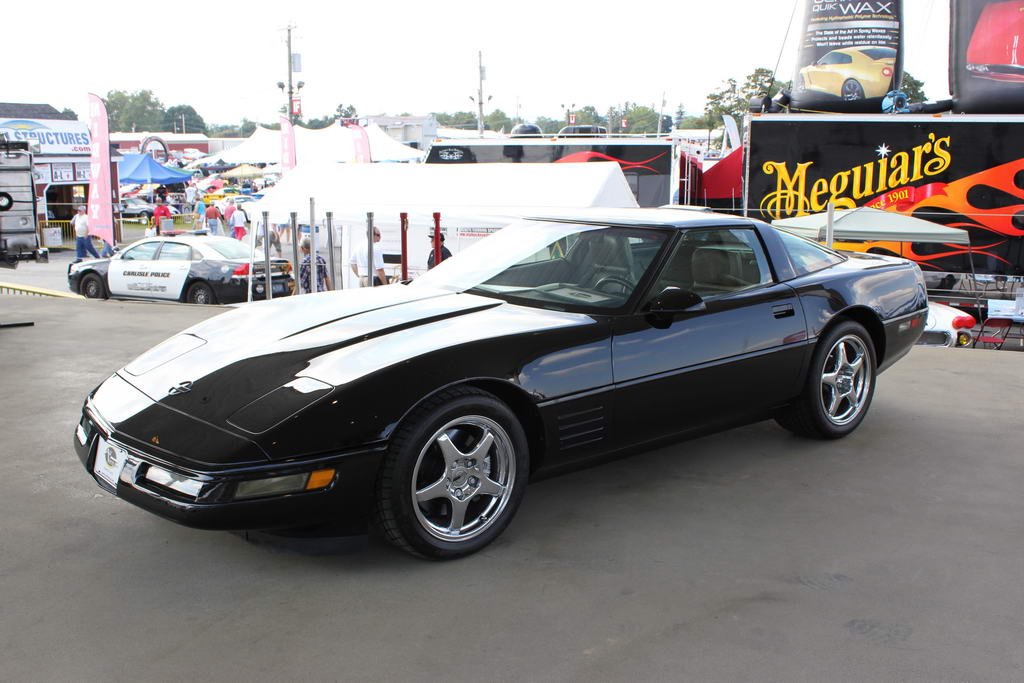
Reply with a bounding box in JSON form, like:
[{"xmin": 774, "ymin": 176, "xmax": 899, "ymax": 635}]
[{"xmin": 205, "ymin": 238, "xmax": 253, "ymax": 260}]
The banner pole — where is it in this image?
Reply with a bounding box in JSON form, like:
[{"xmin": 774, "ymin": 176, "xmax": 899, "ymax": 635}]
[
  {"xmin": 290, "ymin": 212, "xmax": 299, "ymax": 294},
  {"xmin": 326, "ymin": 211, "xmax": 336, "ymax": 291},
  {"xmin": 366, "ymin": 212, "xmax": 375, "ymax": 287},
  {"xmin": 262, "ymin": 211, "xmax": 273, "ymax": 300},
  {"xmin": 400, "ymin": 212, "xmax": 409, "ymax": 281},
  {"xmin": 309, "ymin": 198, "xmax": 318, "ymax": 293}
]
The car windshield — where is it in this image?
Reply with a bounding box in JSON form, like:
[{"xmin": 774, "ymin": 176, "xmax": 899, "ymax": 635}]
[
  {"xmin": 204, "ymin": 237, "xmax": 253, "ymax": 260},
  {"xmin": 410, "ymin": 220, "xmax": 670, "ymax": 312}
]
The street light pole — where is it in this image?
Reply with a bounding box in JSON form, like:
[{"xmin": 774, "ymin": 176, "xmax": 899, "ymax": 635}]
[
  {"xmin": 286, "ymin": 25, "xmax": 295, "ymax": 124},
  {"xmin": 477, "ymin": 51, "xmax": 485, "ymax": 138}
]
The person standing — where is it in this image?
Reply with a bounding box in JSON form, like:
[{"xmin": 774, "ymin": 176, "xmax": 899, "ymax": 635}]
[
  {"xmin": 299, "ymin": 235, "xmax": 332, "ymax": 293},
  {"xmin": 426, "ymin": 232, "xmax": 453, "ymax": 269},
  {"xmin": 349, "ymin": 226, "xmax": 386, "ymax": 286},
  {"xmin": 152, "ymin": 198, "xmax": 173, "ymax": 236},
  {"xmin": 224, "ymin": 198, "xmax": 237, "ymax": 225},
  {"xmin": 204, "ymin": 202, "xmax": 223, "ymax": 235},
  {"xmin": 184, "ymin": 183, "xmax": 197, "ymax": 209},
  {"xmin": 230, "ymin": 204, "xmax": 248, "ymax": 241},
  {"xmin": 72, "ymin": 205, "xmax": 100, "ymax": 261}
]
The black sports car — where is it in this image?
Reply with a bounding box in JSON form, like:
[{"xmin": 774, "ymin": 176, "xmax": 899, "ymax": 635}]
[
  {"xmin": 68, "ymin": 235, "xmax": 293, "ymax": 304},
  {"xmin": 73, "ymin": 209, "xmax": 928, "ymax": 558}
]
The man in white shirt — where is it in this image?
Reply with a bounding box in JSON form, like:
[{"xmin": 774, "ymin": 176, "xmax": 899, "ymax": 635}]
[
  {"xmin": 349, "ymin": 226, "xmax": 386, "ymax": 286},
  {"xmin": 73, "ymin": 205, "xmax": 100, "ymax": 261},
  {"xmin": 184, "ymin": 184, "xmax": 197, "ymax": 206}
]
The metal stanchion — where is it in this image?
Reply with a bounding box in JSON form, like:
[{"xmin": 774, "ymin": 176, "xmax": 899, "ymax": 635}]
[
  {"xmin": 366, "ymin": 212, "xmax": 375, "ymax": 287},
  {"xmin": 432, "ymin": 211, "xmax": 442, "ymax": 267},
  {"xmin": 262, "ymin": 211, "xmax": 273, "ymax": 300},
  {"xmin": 400, "ymin": 212, "xmax": 409, "ymax": 281},
  {"xmin": 325, "ymin": 211, "xmax": 336, "ymax": 291},
  {"xmin": 290, "ymin": 212, "xmax": 299, "ymax": 294},
  {"xmin": 309, "ymin": 198, "xmax": 318, "ymax": 293}
]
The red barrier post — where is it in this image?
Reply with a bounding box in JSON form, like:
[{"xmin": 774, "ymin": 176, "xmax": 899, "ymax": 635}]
[
  {"xmin": 432, "ymin": 212, "xmax": 442, "ymax": 268},
  {"xmin": 400, "ymin": 212, "xmax": 409, "ymax": 281}
]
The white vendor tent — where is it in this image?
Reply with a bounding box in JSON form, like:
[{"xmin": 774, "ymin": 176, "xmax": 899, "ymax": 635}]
[
  {"xmin": 246, "ymin": 161, "xmax": 638, "ymax": 287},
  {"xmin": 212, "ymin": 122, "xmax": 421, "ymax": 165},
  {"xmin": 772, "ymin": 207, "xmax": 971, "ymax": 244}
]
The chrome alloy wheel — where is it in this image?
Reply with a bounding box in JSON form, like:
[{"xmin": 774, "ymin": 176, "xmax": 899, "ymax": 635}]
[
  {"xmin": 411, "ymin": 415, "xmax": 516, "ymax": 543},
  {"xmin": 819, "ymin": 334, "xmax": 872, "ymax": 426}
]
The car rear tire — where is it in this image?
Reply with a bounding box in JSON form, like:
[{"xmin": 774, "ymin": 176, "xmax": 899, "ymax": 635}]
[
  {"xmin": 775, "ymin": 320, "xmax": 876, "ymax": 439},
  {"xmin": 842, "ymin": 79, "xmax": 865, "ymax": 101},
  {"xmin": 80, "ymin": 273, "xmax": 106, "ymax": 299},
  {"xmin": 375, "ymin": 386, "xmax": 529, "ymax": 560},
  {"xmin": 185, "ymin": 281, "xmax": 216, "ymax": 305}
]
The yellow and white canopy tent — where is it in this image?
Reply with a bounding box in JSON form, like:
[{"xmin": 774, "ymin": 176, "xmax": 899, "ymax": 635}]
[{"xmin": 222, "ymin": 164, "xmax": 265, "ymax": 179}]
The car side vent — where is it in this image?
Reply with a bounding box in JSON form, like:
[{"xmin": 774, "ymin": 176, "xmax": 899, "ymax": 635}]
[{"xmin": 557, "ymin": 405, "xmax": 606, "ymax": 450}]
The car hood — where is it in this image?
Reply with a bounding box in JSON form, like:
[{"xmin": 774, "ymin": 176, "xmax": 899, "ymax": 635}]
[{"xmin": 109, "ymin": 285, "xmax": 589, "ymax": 461}]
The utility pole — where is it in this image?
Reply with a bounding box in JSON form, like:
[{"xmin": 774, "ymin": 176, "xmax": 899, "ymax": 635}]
[
  {"xmin": 286, "ymin": 25, "xmax": 295, "ymax": 124},
  {"xmin": 477, "ymin": 51, "xmax": 485, "ymax": 138},
  {"xmin": 181, "ymin": 112, "xmax": 186, "ymax": 134}
]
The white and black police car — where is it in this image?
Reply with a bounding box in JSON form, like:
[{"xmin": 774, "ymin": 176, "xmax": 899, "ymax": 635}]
[{"xmin": 68, "ymin": 235, "xmax": 293, "ymax": 304}]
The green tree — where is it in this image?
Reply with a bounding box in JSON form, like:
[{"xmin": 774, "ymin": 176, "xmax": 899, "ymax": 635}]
[
  {"xmin": 573, "ymin": 105, "xmax": 607, "ymax": 127},
  {"xmin": 60, "ymin": 107, "xmax": 78, "ymax": 120},
  {"xmin": 104, "ymin": 89, "xmax": 166, "ymax": 132},
  {"xmin": 164, "ymin": 105, "xmax": 207, "ymax": 134},
  {"xmin": 433, "ymin": 111, "xmax": 478, "ymax": 129},
  {"xmin": 901, "ymin": 71, "xmax": 926, "ymax": 103},
  {"xmin": 534, "ymin": 116, "xmax": 562, "ymax": 134},
  {"xmin": 336, "ymin": 103, "xmax": 358, "ymax": 118},
  {"xmin": 484, "ymin": 109, "xmax": 513, "ymax": 132},
  {"xmin": 622, "ymin": 103, "xmax": 661, "ymax": 134}
]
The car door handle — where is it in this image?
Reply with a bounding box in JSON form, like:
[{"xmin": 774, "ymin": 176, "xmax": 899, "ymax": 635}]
[{"xmin": 772, "ymin": 304, "xmax": 795, "ymax": 319}]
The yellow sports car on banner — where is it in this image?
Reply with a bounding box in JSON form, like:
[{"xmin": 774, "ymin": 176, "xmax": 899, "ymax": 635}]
[{"xmin": 797, "ymin": 46, "xmax": 897, "ymax": 101}]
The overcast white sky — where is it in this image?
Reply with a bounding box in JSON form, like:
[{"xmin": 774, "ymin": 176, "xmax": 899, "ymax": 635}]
[{"xmin": 9, "ymin": 0, "xmax": 949, "ymax": 125}]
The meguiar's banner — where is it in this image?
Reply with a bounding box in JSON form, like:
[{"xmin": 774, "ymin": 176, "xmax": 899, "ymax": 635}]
[
  {"xmin": 951, "ymin": 0, "xmax": 1024, "ymax": 113},
  {"xmin": 746, "ymin": 114, "xmax": 1024, "ymax": 275},
  {"xmin": 789, "ymin": 1, "xmax": 904, "ymax": 113}
]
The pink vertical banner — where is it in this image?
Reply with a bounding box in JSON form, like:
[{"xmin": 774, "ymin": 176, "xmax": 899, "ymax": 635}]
[
  {"xmin": 280, "ymin": 116, "xmax": 297, "ymax": 171},
  {"xmin": 341, "ymin": 120, "xmax": 372, "ymax": 163},
  {"xmin": 86, "ymin": 93, "xmax": 114, "ymax": 246}
]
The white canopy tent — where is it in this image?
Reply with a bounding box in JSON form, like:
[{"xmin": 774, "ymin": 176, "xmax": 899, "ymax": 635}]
[
  {"xmin": 772, "ymin": 207, "xmax": 971, "ymax": 245},
  {"xmin": 210, "ymin": 122, "xmax": 421, "ymax": 166},
  {"xmin": 246, "ymin": 161, "xmax": 638, "ymax": 287}
]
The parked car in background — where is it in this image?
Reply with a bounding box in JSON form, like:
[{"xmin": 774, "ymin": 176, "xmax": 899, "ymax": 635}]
[
  {"xmin": 120, "ymin": 197, "xmax": 180, "ymax": 220},
  {"xmin": 919, "ymin": 302, "xmax": 976, "ymax": 348},
  {"xmin": 797, "ymin": 46, "xmax": 897, "ymax": 100},
  {"xmin": 68, "ymin": 235, "xmax": 292, "ymax": 304},
  {"xmin": 73, "ymin": 209, "xmax": 927, "ymax": 559}
]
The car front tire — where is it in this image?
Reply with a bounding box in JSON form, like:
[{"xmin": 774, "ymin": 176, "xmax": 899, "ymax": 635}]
[
  {"xmin": 375, "ymin": 386, "xmax": 529, "ymax": 559},
  {"xmin": 80, "ymin": 273, "xmax": 106, "ymax": 299},
  {"xmin": 775, "ymin": 320, "xmax": 876, "ymax": 439}
]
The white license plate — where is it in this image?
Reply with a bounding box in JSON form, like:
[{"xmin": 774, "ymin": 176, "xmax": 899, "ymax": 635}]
[{"xmin": 93, "ymin": 436, "xmax": 129, "ymax": 489}]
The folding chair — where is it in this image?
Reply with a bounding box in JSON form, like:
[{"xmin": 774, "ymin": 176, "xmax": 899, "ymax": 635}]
[{"xmin": 972, "ymin": 317, "xmax": 1012, "ymax": 350}]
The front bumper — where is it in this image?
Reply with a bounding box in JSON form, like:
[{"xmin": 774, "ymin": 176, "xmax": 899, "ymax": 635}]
[{"xmin": 74, "ymin": 404, "xmax": 382, "ymax": 535}]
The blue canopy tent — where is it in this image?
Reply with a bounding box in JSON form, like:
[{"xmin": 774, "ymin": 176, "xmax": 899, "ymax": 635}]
[{"xmin": 118, "ymin": 153, "xmax": 193, "ymax": 185}]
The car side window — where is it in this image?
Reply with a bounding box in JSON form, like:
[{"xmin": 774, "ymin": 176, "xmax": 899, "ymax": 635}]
[
  {"xmin": 158, "ymin": 242, "xmax": 192, "ymax": 261},
  {"xmin": 649, "ymin": 228, "xmax": 772, "ymax": 301},
  {"xmin": 776, "ymin": 230, "xmax": 845, "ymax": 276},
  {"xmin": 121, "ymin": 242, "xmax": 160, "ymax": 261}
]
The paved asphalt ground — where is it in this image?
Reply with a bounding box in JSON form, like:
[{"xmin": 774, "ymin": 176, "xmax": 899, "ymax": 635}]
[{"xmin": 1, "ymin": 295, "xmax": 1022, "ymax": 682}]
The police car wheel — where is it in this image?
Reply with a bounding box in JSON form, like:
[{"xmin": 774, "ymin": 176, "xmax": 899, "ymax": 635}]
[
  {"xmin": 81, "ymin": 273, "xmax": 106, "ymax": 299},
  {"xmin": 186, "ymin": 281, "xmax": 216, "ymax": 305}
]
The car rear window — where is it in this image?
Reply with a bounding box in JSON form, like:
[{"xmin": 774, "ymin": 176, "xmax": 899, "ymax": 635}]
[
  {"xmin": 776, "ymin": 230, "xmax": 845, "ymax": 276},
  {"xmin": 205, "ymin": 238, "xmax": 252, "ymax": 260},
  {"xmin": 859, "ymin": 47, "xmax": 896, "ymax": 60}
]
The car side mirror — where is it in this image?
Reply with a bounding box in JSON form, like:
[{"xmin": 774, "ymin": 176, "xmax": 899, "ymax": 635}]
[{"xmin": 649, "ymin": 286, "xmax": 706, "ymax": 314}]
